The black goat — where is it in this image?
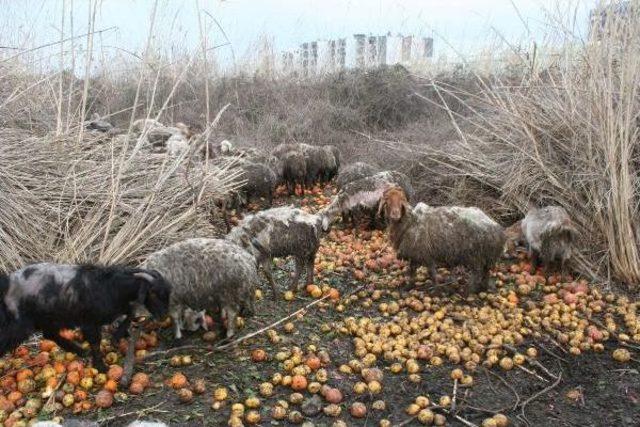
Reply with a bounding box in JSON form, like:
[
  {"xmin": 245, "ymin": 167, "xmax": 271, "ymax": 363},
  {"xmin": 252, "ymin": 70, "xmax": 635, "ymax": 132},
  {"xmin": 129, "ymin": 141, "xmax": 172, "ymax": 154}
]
[{"xmin": 0, "ymin": 263, "xmax": 171, "ymax": 372}]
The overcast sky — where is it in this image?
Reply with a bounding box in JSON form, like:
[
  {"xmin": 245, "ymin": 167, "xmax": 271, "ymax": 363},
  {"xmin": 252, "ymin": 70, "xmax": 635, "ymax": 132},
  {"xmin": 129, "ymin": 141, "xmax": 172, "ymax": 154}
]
[{"xmin": 0, "ymin": 0, "xmax": 596, "ymax": 67}]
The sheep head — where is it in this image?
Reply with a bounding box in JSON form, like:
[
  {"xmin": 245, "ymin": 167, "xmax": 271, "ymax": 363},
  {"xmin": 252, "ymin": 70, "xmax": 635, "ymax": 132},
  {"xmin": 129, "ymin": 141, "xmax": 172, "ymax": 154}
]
[{"xmin": 378, "ymin": 186, "xmax": 410, "ymax": 221}]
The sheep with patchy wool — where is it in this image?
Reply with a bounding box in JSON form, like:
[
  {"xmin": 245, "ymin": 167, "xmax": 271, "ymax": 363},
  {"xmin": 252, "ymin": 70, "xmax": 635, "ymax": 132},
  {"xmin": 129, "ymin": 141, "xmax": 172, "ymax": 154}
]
[
  {"xmin": 521, "ymin": 206, "xmax": 576, "ymax": 274},
  {"xmin": 227, "ymin": 206, "xmax": 331, "ymax": 294},
  {"xmin": 324, "ymin": 170, "xmax": 415, "ymax": 229},
  {"xmin": 378, "ymin": 187, "xmax": 505, "ymax": 293},
  {"xmin": 336, "ymin": 162, "xmax": 380, "ymax": 189},
  {"xmin": 0, "ymin": 264, "xmax": 170, "ymax": 372},
  {"xmin": 142, "ymin": 238, "xmax": 258, "ymax": 340}
]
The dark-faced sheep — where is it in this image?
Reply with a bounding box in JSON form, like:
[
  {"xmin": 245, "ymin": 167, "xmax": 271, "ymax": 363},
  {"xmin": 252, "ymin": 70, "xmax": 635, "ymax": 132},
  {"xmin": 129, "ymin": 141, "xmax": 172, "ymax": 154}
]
[
  {"xmin": 0, "ymin": 264, "xmax": 171, "ymax": 372},
  {"xmin": 378, "ymin": 187, "xmax": 506, "ymax": 294},
  {"xmin": 227, "ymin": 206, "xmax": 331, "ymax": 294},
  {"xmin": 142, "ymin": 238, "xmax": 258, "ymax": 340},
  {"xmin": 336, "ymin": 162, "xmax": 380, "ymax": 189},
  {"xmin": 521, "ymin": 206, "xmax": 576, "ymax": 274},
  {"xmin": 324, "ymin": 170, "xmax": 415, "ymax": 229}
]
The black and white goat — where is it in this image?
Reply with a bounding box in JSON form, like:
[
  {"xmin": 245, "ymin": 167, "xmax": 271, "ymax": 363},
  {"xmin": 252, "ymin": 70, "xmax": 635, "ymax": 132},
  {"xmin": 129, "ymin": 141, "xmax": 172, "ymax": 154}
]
[{"xmin": 0, "ymin": 263, "xmax": 171, "ymax": 372}]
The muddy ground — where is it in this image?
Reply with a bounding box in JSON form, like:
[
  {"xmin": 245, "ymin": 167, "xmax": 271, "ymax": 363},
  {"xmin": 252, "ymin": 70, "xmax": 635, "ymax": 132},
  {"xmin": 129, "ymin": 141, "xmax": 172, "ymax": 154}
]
[{"xmin": 31, "ymin": 187, "xmax": 640, "ymax": 426}]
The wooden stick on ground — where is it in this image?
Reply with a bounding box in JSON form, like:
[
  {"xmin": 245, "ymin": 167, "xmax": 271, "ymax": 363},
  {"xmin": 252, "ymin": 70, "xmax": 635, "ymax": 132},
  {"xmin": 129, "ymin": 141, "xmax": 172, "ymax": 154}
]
[
  {"xmin": 214, "ymin": 293, "xmax": 333, "ymax": 351},
  {"xmin": 213, "ymin": 284, "xmax": 366, "ymax": 351},
  {"xmin": 120, "ymin": 325, "xmax": 141, "ymax": 387},
  {"xmin": 518, "ymin": 370, "xmax": 563, "ymax": 426}
]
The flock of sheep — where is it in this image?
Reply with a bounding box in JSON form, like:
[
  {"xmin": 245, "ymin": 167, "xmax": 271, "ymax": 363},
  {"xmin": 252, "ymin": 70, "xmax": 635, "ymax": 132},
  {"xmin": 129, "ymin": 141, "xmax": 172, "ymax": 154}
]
[{"xmin": 0, "ymin": 118, "xmax": 578, "ymax": 380}]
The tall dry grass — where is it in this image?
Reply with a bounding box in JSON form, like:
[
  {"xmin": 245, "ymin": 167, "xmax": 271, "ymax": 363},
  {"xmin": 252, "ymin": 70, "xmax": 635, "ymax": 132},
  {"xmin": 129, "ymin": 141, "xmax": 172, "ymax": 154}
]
[
  {"xmin": 405, "ymin": 1, "xmax": 640, "ymax": 286},
  {"xmin": 0, "ymin": 1, "xmax": 241, "ymax": 271}
]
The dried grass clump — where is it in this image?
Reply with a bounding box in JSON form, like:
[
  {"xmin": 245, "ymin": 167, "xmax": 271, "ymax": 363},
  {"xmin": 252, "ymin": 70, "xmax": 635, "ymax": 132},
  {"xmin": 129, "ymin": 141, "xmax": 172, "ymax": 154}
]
[
  {"xmin": 410, "ymin": 2, "xmax": 640, "ymax": 285},
  {"xmin": 0, "ymin": 127, "xmax": 239, "ymax": 271}
]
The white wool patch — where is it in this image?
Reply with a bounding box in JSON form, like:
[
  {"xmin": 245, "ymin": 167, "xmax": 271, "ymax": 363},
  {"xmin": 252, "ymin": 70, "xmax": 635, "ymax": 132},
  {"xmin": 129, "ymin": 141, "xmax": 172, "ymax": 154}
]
[
  {"xmin": 255, "ymin": 206, "xmax": 321, "ymax": 229},
  {"xmin": 343, "ymin": 188, "xmax": 385, "ymax": 211},
  {"xmin": 412, "ymin": 203, "xmax": 431, "ymax": 216},
  {"xmin": 447, "ymin": 206, "xmax": 498, "ymax": 229}
]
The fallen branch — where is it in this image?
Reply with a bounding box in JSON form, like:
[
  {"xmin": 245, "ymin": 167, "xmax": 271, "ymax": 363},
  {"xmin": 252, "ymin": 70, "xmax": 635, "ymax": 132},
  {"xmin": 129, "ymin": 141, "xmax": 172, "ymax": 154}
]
[
  {"xmin": 121, "ymin": 325, "xmax": 141, "ymax": 387},
  {"xmin": 518, "ymin": 370, "xmax": 563, "ymax": 426},
  {"xmin": 483, "ymin": 367, "xmax": 521, "ymax": 411},
  {"xmin": 451, "ymin": 378, "xmax": 459, "ymax": 413},
  {"xmin": 97, "ymin": 401, "xmax": 167, "ymax": 424},
  {"xmin": 516, "ymin": 364, "xmax": 549, "ymax": 382},
  {"xmin": 214, "ymin": 292, "xmax": 335, "ymax": 351},
  {"xmin": 503, "ymin": 344, "xmax": 558, "ymax": 380}
]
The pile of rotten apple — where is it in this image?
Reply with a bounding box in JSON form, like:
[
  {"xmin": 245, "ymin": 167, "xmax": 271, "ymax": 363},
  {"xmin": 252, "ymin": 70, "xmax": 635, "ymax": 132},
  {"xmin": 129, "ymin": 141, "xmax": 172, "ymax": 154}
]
[{"xmin": 1, "ymin": 183, "xmax": 639, "ymax": 427}]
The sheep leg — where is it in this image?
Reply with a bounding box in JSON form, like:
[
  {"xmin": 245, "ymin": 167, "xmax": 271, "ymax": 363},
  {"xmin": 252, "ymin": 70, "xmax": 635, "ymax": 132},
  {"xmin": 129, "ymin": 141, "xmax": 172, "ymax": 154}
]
[
  {"xmin": 405, "ymin": 261, "xmax": 418, "ymax": 289},
  {"xmin": 224, "ymin": 307, "xmax": 237, "ymax": 338},
  {"xmin": 82, "ymin": 325, "xmax": 107, "ymax": 373},
  {"xmin": 305, "ymin": 255, "xmax": 316, "ymax": 288},
  {"xmin": 530, "ymin": 249, "xmax": 540, "ymax": 273},
  {"xmin": 112, "ymin": 316, "xmax": 131, "ymax": 342},
  {"xmin": 267, "ymin": 188, "xmax": 273, "ymax": 207},
  {"xmin": 289, "ymin": 257, "xmax": 303, "ymax": 291},
  {"xmin": 429, "ymin": 264, "xmax": 438, "ymax": 285},
  {"xmin": 170, "ymin": 307, "xmax": 184, "ymax": 342},
  {"xmin": 260, "ymin": 258, "xmax": 279, "ymax": 300}
]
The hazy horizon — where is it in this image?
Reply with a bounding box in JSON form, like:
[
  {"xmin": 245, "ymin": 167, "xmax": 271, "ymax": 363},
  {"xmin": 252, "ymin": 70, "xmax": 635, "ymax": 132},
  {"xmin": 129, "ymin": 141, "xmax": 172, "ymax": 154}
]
[{"xmin": 0, "ymin": 0, "xmax": 597, "ymax": 71}]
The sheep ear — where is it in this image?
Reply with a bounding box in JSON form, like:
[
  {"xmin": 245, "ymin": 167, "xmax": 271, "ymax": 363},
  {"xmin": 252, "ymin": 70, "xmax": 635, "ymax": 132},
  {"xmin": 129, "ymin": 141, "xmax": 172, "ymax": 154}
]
[{"xmin": 377, "ymin": 199, "xmax": 387, "ymax": 218}]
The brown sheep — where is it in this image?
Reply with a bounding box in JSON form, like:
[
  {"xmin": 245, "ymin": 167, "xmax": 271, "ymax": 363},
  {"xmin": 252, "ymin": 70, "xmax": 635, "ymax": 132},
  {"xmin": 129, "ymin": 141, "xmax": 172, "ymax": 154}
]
[
  {"xmin": 378, "ymin": 187, "xmax": 506, "ymax": 294},
  {"xmin": 521, "ymin": 206, "xmax": 577, "ymax": 274}
]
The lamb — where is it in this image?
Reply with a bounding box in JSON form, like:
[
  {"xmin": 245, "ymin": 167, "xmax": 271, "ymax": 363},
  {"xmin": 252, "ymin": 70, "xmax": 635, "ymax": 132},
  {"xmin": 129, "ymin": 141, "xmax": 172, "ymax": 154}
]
[
  {"xmin": 378, "ymin": 187, "xmax": 506, "ymax": 293},
  {"xmin": 0, "ymin": 264, "xmax": 171, "ymax": 372},
  {"xmin": 521, "ymin": 206, "xmax": 577, "ymax": 274},
  {"xmin": 324, "ymin": 170, "xmax": 415, "ymax": 229},
  {"xmin": 336, "ymin": 162, "xmax": 380, "ymax": 189},
  {"xmin": 142, "ymin": 238, "xmax": 258, "ymax": 340},
  {"xmin": 281, "ymin": 150, "xmax": 307, "ymax": 195},
  {"xmin": 227, "ymin": 206, "xmax": 331, "ymax": 294}
]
